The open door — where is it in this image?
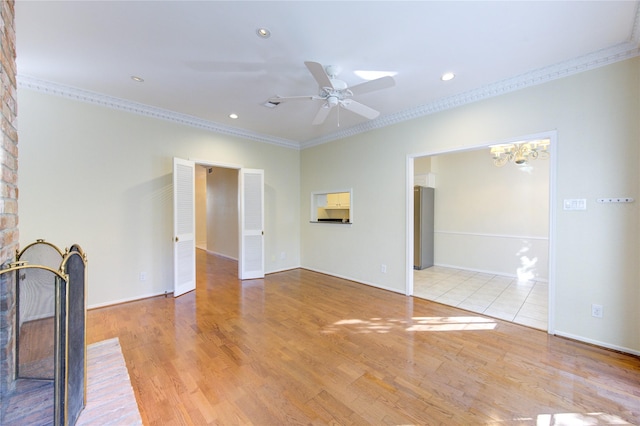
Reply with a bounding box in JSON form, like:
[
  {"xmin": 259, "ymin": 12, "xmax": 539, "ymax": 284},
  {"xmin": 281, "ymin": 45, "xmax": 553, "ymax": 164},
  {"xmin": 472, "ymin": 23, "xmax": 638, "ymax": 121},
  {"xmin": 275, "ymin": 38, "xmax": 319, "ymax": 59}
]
[
  {"xmin": 173, "ymin": 157, "xmax": 196, "ymax": 297},
  {"xmin": 239, "ymin": 168, "xmax": 264, "ymax": 280}
]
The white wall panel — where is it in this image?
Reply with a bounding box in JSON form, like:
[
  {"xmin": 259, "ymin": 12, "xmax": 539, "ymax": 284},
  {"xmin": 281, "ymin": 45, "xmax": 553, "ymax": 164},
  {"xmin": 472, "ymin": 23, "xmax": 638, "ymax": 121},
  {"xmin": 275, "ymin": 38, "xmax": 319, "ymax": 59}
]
[{"xmin": 435, "ymin": 232, "xmax": 549, "ymax": 281}]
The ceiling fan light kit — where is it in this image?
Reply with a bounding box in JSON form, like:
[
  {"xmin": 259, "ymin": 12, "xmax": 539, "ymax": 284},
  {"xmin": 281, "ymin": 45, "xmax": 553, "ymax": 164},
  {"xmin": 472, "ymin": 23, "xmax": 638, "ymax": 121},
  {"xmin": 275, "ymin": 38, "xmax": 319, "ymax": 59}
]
[
  {"xmin": 268, "ymin": 61, "xmax": 396, "ymax": 126},
  {"xmin": 327, "ymin": 96, "xmax": 339, "ymax": 107}
]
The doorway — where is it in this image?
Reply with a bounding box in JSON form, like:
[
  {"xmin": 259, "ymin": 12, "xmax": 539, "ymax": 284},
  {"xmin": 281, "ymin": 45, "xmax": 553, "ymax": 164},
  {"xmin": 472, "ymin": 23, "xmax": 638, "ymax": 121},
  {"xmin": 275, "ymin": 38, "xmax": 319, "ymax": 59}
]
[
  {"xmin": 195, "ymin": 165, "xmax": 239, "ymax": 261},
  {"xmin": 175, "ymin": 160, "xmax": 264, "ymax": 296},
  {"xmin": 406, "ymin": 133, "xmax": 556, "ymax": 332}
]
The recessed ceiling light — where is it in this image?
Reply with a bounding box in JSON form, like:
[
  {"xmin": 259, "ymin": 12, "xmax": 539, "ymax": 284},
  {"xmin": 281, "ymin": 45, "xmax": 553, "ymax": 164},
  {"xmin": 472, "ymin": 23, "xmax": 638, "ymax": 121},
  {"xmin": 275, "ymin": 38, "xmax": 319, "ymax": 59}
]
[
  {"xmin": 256, "ymin": 28, "xmax": 271, "ymax": 38},
  {"xmin": 354, "ymin": 70, "xmax": 397, "ymax": 80},
  {"xmin": 441, "ymin": 72, "xmax": 455, "ymax": 81},
  {"xmin": 131, "ymin": 76, "xmax": 144, "ymax": 82},
  {"xmin": 229, "ymin": 113, "xmax": 239, "ymax": 119}
]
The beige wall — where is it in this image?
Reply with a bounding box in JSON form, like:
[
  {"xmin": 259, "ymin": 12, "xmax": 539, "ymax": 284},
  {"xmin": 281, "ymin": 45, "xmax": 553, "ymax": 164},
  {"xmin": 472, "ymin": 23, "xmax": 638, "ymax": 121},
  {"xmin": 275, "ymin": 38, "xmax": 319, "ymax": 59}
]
[
  {"xmin": 206, "ymin": 166, "xmax": 239, "ymax": 260},
  {"xmin": 428, "ymin": 148, "xmax": 549, "ymax": 280},
  {"xmin": 414, "ymin": 156, "xmax": 431, "ymax": 175},
  {"xmin": 17, "ymin": 90, "xmax": 301, "ymax": 307},
  {"xmin": 195, "ymin": 165, "xmax": 207, "ymax": 249},
  {"xmin": 301, "ymin": 57, "xmax": 640, "ymax": 354}
]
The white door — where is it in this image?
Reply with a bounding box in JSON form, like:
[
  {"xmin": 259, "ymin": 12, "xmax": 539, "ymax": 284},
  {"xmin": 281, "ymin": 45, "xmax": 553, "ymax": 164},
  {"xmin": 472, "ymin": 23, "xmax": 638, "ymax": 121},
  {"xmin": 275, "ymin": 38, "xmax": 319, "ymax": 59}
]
[
  {"xmin": 173, "ymin": 157, "xmax": 196, "ymax": 297},
  {"xmin": 239, "ymin": 168, "xmax": 264, "ymax": 280}
]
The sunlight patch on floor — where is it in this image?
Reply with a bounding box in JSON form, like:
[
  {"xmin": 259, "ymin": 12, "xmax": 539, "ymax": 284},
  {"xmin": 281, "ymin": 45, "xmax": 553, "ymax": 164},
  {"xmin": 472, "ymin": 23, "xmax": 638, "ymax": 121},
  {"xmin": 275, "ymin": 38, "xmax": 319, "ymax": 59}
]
[
  {"xmin": 407, "ymin": 316, "xmax": 496, "ymax": 331},
  {"xmin": 535, "ymin": 412, "xmax": 631, "ymax": 425},
  {"xmin": 323, "ymin": 316, "xmax": 497, "ymax": 334}
]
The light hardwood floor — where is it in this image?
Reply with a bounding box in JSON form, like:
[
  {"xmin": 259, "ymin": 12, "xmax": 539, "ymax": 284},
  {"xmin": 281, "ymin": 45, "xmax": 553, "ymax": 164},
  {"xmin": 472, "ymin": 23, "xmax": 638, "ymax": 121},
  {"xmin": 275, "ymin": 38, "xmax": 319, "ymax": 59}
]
[{"xmin": 86, "ymin": 251, "xmax": 640, "ymax": 425}]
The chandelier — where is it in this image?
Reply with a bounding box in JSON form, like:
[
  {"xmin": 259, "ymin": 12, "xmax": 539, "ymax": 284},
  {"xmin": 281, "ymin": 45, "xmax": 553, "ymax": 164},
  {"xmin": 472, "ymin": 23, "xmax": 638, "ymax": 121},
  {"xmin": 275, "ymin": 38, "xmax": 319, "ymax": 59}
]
[{"xmin": 490, "ymin": 139, "xmax": 550, "ymax": 167}]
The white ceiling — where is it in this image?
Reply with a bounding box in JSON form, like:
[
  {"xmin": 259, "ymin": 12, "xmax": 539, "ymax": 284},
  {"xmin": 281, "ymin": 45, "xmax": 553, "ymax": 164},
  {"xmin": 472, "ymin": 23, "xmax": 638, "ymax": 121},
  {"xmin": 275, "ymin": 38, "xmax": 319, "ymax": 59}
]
[{"xmin": 14, "ymin": 1, "xmax": 640, "ymax": 148}]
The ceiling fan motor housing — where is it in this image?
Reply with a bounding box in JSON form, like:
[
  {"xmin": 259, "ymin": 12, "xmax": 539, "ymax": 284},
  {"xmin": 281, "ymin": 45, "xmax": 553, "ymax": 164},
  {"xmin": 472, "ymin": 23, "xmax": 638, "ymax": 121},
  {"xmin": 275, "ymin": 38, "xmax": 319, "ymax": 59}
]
[{"xmin": 325, "ymin": 65, "xmax": 342, "ymax": 78}]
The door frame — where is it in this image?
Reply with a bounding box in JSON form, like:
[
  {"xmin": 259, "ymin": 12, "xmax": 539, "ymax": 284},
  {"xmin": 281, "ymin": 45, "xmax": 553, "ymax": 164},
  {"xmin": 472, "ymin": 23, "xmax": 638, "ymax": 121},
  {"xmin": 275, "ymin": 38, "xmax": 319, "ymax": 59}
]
[
  {"xmin": 189, "ymin": 159, "xmax": 265, "ymax": 280},
  {"xmin": 193, "ymin": 159, "xmax": 242, "ymax": 264},
  {"xmin": 405, "ymin": 130, "xmax": 557, "ymax": 334}
]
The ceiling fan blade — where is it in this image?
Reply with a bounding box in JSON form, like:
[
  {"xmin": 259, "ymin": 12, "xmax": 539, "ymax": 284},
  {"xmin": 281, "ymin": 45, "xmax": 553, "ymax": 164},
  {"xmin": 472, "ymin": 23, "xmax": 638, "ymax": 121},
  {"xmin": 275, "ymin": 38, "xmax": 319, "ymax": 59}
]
[
  {"xmin": 312, "ymin": 105, "xmax": 332, "ymax": 125},
  {"xmin": 341, "ymin": 100, "xmax": 380, "ymax": 120},
  {"xmin": 305, "ymin": 61, "xmax": 334, "ymax": 90},
  {"xmin": 349, "ymin": 76, "xmax": 395, "ymax": 96}
]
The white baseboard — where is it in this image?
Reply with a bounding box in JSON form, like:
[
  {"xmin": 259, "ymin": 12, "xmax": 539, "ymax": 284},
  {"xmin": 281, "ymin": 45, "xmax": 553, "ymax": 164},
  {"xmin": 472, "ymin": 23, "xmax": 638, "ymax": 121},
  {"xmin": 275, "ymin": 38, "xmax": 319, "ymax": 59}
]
[
  {"xmin": 266, "ymin": 266, "xmax": 301, "ymax": 275},
  {"xmin": 88, "ymin": 291, "xmax": 171, "ymax": 310},
  {"xmin": 202, "ymin": 249, "xmax": 238, "ymax": 261},
  {"xmin": 434, "ymin": 263, "xmax": 549, "ymax": 283},
  {"xmin": 301, "ymin": 266, "xmax": 405, "ymax": 296},
  {"xmin": 553, "ymin": 330, "xmax": 640, "ymax": 357}
]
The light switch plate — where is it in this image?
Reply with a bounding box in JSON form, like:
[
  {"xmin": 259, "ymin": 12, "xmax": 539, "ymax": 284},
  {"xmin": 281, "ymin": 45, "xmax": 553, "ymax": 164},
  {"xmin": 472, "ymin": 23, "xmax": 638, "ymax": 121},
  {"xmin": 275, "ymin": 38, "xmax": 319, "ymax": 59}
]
[{"xmin": 563, "ymin": 199, "xmax": 587, "ymax": 210}]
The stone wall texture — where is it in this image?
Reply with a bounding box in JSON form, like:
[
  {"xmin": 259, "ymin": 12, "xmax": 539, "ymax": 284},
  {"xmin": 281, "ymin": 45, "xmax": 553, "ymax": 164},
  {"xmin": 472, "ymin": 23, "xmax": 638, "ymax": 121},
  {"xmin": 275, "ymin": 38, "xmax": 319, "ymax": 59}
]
[{"xmin": 1, "ymin": 0, "xmax": 18, "ymax": 396}]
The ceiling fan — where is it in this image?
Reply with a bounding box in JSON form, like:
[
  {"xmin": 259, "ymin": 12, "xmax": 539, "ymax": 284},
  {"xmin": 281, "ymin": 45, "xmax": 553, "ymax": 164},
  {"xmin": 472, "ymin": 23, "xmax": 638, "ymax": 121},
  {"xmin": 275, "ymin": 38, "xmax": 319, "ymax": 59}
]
[{"xmin": 268, "ymin": 61, "xmax": 395, "ymax": 125}]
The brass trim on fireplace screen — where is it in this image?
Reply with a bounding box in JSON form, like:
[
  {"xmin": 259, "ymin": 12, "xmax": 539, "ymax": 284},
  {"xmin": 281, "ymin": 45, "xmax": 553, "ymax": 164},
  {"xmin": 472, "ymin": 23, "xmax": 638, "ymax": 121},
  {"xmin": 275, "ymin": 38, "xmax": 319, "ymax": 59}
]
[
  {"xmin": 16, "ymin": 238, "xmax": 65, "ymax": 260},
  {"xmin": 60, "ymin": 244, "xmax": 88, "ymax": 411},
  {"xmin": 0, "ymin": 264, "xmax": 67, "ymax": 424},
  {"xmin": 1, "ymin": 241, "xmax": 88, "ymax": 426}
]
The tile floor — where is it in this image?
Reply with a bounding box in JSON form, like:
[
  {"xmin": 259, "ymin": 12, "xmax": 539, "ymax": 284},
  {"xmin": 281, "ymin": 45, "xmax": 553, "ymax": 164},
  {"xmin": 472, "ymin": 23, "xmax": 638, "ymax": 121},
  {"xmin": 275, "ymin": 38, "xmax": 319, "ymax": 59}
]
[{"xmin": 414, "ymin": 266, "xmax": 548, "ymax": 330}]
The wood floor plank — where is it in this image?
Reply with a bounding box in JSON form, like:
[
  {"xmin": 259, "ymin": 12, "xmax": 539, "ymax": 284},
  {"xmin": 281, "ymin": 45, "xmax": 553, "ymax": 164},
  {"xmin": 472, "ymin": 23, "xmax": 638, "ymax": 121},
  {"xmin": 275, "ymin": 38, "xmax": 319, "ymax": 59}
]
[{"xmin": 86, "ymin": 250, "xmax": 640, "ymax": 425}]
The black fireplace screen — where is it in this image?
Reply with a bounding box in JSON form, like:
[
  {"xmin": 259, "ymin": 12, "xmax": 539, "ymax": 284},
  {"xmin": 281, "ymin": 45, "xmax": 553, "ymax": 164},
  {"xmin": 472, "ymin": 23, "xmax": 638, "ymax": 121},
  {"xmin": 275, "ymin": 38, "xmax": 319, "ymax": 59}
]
[
  {"xmin": 58, "ymin": 245, "xmax": 86, "ymax": 426},
  {"xmin": 16, "ymin": 240, "xmax": 63, "ymax": 381},
  {"xmin": 1, "ymin": 240, "xmax": 87, "ymax": 426}
]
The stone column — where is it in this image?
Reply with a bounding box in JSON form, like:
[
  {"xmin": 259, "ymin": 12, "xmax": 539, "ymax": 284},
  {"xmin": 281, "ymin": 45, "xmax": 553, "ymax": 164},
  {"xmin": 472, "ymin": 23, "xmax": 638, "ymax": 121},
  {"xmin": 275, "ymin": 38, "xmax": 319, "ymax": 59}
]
[{"xmin": 1, "ymin": 0, "xmax": 19, "ymax": 396}]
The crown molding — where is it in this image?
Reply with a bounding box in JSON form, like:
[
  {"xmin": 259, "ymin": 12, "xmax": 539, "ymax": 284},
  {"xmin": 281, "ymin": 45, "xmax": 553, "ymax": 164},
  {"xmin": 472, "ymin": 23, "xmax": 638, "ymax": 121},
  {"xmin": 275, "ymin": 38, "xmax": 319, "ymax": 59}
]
[
  {"xmin": 18, "ymin": 39, "xmax": 639, "ymax": 152},
  {"xmin": 632, "ymin": 1, "xmax": 640, "ymax": 43},
  {"xmin": 301, "ymin": 40, "xmax": 640, "ymax": 149},
  {"xmin": 16, "ymin": 76, "xmax": 301, "ymax": 150}
]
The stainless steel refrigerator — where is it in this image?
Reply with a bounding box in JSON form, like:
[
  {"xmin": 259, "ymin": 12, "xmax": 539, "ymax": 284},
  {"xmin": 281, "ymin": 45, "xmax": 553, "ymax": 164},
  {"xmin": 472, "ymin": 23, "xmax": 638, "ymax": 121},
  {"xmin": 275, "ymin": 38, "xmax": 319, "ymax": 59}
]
[{"xmin": 414, "ymin": 186, "xmax": 434, "ymax": 270}]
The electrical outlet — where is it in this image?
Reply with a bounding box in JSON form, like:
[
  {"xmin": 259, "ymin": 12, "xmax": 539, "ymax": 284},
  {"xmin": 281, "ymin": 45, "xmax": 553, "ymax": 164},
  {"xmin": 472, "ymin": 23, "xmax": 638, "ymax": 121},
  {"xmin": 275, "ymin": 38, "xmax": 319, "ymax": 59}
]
[
  {"xmin": 139, "ymin": 272, "xmax": 147, "ymax": 282},
  {"xmin": 381, "ymin": 264, "xmax": 387, "ymax": 273},
  {"xmin": 591, "ymin": 304, "xmax": 603, "ymax": 318}
]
